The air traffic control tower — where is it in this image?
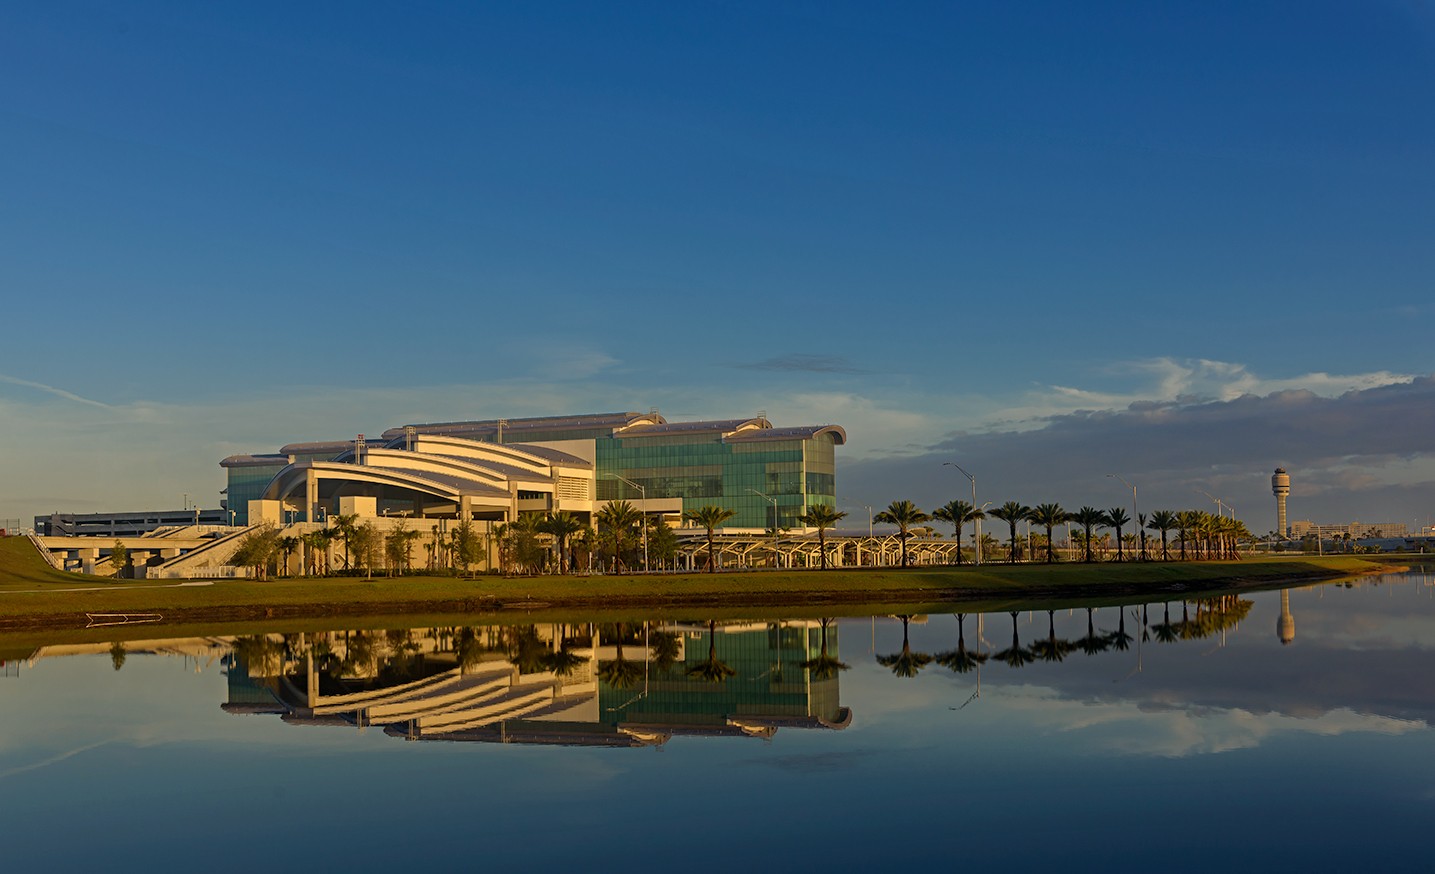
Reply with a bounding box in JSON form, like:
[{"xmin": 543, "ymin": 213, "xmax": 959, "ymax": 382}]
[{"xmin": 1272, "ymin": 468, "xmax": 1291, "ymax": 538}]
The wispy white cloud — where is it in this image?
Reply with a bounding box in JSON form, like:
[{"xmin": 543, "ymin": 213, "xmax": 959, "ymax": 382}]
[{"xmin": 0, "ymin": 373, "xmax": 113, "ymax": 409}]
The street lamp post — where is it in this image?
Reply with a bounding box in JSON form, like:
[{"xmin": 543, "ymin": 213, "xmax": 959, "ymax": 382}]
[
  {"xmin": 1197, "ymin": 489, "xmax": 1227, "ymax": 518},
  {"xmin": 1108, "ymin": 473, "xmax": 1139, "ymax": 559},
  {"xmin": 748, "ymin": 488, "xmax": 780, "ymax": 569},
  {"xmin": 943, "ymin": 462, "xmax": 982, "ymax": 565},
  {"xmin": 978, "ymin": 501, "xmax": 992, "ymax": 565},
  {"xmin": 844, "ymin": 502, "xmax": 873, "ymax": 537},
  {"xmin": 605, "ymin": 474, "xmax": 649, "ymax": 573}
]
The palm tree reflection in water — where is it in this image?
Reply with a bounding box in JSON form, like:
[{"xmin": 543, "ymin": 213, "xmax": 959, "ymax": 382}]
[
  {"xmin": 993, "ymin": 612, "xmax": 1035, "ymax": 669},
  {"xmin": 876, "ymin": 615, "xmax": 933, "ymax": 678},
  {"xmin": 686, "ymin": 620, "xmax": 738, "ymax": 684},
  {"xmin": 1029, "ymin": 611, "xmax": 1075, "ymax": 664},
  {"xmin": 936, "ymin": 613, "xmax": 988, "ymax": 709},
  {"xmin": 599, "ymin": 622, "xmax": 645, "ymax": 689},
  {"xmin": 1076, "ymin": 607, "xmax": 1111, "ymax": 657},
  {"xmin": 800, "ymin": 617, "xmax": 849, "ymax": 681}
]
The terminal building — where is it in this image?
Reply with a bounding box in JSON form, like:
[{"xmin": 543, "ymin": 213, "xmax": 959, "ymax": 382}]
[{"xmin": 221, "ymin": 411, "xmax": 845, "ymax": 531}]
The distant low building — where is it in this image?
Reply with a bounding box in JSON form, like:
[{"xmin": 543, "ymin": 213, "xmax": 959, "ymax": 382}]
[{"xmin": 1289, "ymin": 520, "xmax": 1408, "ymax": 539}]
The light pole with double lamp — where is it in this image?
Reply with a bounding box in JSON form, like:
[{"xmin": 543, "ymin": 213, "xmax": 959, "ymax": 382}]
[
  {"xmin": 1108, "ymin": 473, "xmax": 1139, "ymax": 558},
  {"xmin": 748, "ymin": 488, "xmax": 780, "ymax": 569},
  {"xmin": 605, "ymin": 474, "xmax": 649, "ymax": 572},
  {"xmin": 943, "ymin": 462, "xmax": 983, "ymax": 565}
]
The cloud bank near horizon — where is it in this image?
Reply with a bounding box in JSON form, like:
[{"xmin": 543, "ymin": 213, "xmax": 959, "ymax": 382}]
[{"xmin": 842, "ymin": 373, "xmax": 1435, "ymax": 529}]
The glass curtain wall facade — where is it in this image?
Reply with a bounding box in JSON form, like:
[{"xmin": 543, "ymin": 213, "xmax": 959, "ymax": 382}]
[
  {"xmin": 223, "ymin": 460, "xmax": 286, "ymax": 526},
  {"xmin": 598, "ymin": 623, "xmax": 844, "ymax": 727},
  {"xmin": 595, "ymin": 432, "xmax": 839, "ymax": 529}
]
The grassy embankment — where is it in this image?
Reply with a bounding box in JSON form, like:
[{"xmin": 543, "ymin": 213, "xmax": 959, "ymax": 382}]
[{"xmin": 0, "ymin": 534, "xmax": 1394, "ymax": 639}]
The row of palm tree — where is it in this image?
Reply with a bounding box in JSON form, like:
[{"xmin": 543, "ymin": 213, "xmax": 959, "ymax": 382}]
[{"xmin": 869, "ymin": 498, "xmax": 1253, "ymax": 564}]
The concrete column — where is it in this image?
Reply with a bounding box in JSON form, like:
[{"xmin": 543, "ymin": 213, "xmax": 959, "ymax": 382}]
[
  {"xmin": 78, "ymin": 547, "xmax": 99, "ymax": 575},
  {"xmin": 305, "ymin": 470, "xmax": 319, "ymax": 523},
  {"xmin": 459, "ymin": 495, "xmax": 472, "ymax": 523}
]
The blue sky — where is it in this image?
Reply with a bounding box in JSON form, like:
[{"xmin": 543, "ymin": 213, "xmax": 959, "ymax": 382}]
[{"xmin": 3, "ymin": 1, "xmax": 1433, "ymax": 531}]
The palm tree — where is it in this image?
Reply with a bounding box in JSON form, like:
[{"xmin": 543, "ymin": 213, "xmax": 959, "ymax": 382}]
[
  {"xmin": 1027, "ymin": 503, "xmax": 1068, "ymax": 563},
  {"xmin": 876, "ymin": 615, "xmax": 932, "ymax": 677},
  {"xmin": 686, "ymin": 620, "xmax": 737, "ymax": 684},
  {"xmin": 1176, "ymin": 510, "xmax": 1201, "ymax": 560},
  {"xmin": 873, "ymin": 500, "xmax": 930, "ymax": 567},
  {"xmin": 797, "ymin": 504, "xmax": 848, "ymax": 570},
  {"xmin": 596, "ymin": 501, "xmax": 643, "ymax": 572},
  {"xmin": 300, "ymin": 531, "xmax": 326, "ymax": 575},
  {"xmin": 538, "ymin": 511, "xmax": 585, "ymax": 574},
  {"xmin": 1104, "ymin": 506, "xmax": 1131, "ymax": 562},
  {"xmin": 277, "ymin": 535, "xmax": 300, "ymax": 576},
  {"xmin": 1147, "ymin": 510, "xmax": 1177, "ymax": 561},
  {"xmin": 799, "ymin": 617, "xmax": 849, "ymax": 680},
  {"xmin": 935, "ymin": 613, "xmax": 988, "ymax": 674},
  {"xmin": 1069, "ymin": 506, "xmax": 1106, "ymax": 562},
  {"xmin": 933, "ymin": 500, "xmax": 983, "ymax": 564},
  {"xmin": 993, "ymin": 612, "xmax": 1035, "ymax": 668},
  {"xmin": 1136, "ymin": 512, "xmax": 1149, "ymax": 561},
  {"xmin": 330, "ymin": 513, "xmax": 359, "ymax": 570},
  {"xmin": 988, "ymin": 501, "xmax": 1031, "ymax": 563},
  {"xmin": 685, "ymin": 505, "xmax": 736, "ymax": 572}
]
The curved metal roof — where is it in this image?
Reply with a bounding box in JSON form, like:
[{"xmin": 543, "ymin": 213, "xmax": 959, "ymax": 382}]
[
  {"xmin": 724, "ymin": 424, "xmax": 847, "ymax": 445},
  {"xmin": 220, "ymin": 453, "xmax": 289, "ymax": 468}
]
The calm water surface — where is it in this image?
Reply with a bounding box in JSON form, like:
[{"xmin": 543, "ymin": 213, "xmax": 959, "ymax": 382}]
[{"xmin": 3, "ymin": 570, "xmax": 1433, "ymax": 871}]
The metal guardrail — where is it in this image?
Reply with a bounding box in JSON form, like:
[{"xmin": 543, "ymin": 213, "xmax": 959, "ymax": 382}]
[{"xmin": 28, "ymin": 533, "xmax": 66, "ymax": 571}]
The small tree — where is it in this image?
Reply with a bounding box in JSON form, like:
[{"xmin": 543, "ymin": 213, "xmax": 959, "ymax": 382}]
[
  {"xmin": 232, "ymin": 524, "xmax": 279, "ymax": 580},
  {"xmin": 646, "ymin": 516, "xmax": 679, "ymax": 571},
  {"xmin": 111, "ymin": 540, "xmax": 131, "ymax": 580},
  {"xmin": 452, "ymin": 520, "xmax": 483, "ymax": 578},
  {"xmin": 350, "ymin": 521, "xmax": 382, "ymax": 580}
]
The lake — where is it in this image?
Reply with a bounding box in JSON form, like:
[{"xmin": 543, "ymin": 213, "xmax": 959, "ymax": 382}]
[{"xmin": 2, "ymin": 568, "xmax": 1432, "ymax": 870}]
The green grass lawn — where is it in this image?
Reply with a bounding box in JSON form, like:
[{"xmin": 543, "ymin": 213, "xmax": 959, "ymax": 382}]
[{"xmin": 0, "ymin": 534, "xmax": 1395, "ymax": 634}]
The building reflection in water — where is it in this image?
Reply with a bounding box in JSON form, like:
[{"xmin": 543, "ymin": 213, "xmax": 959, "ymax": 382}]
[{"xmin": 223, "ymin": 620, "xmax": 852, "ymax": 748}]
